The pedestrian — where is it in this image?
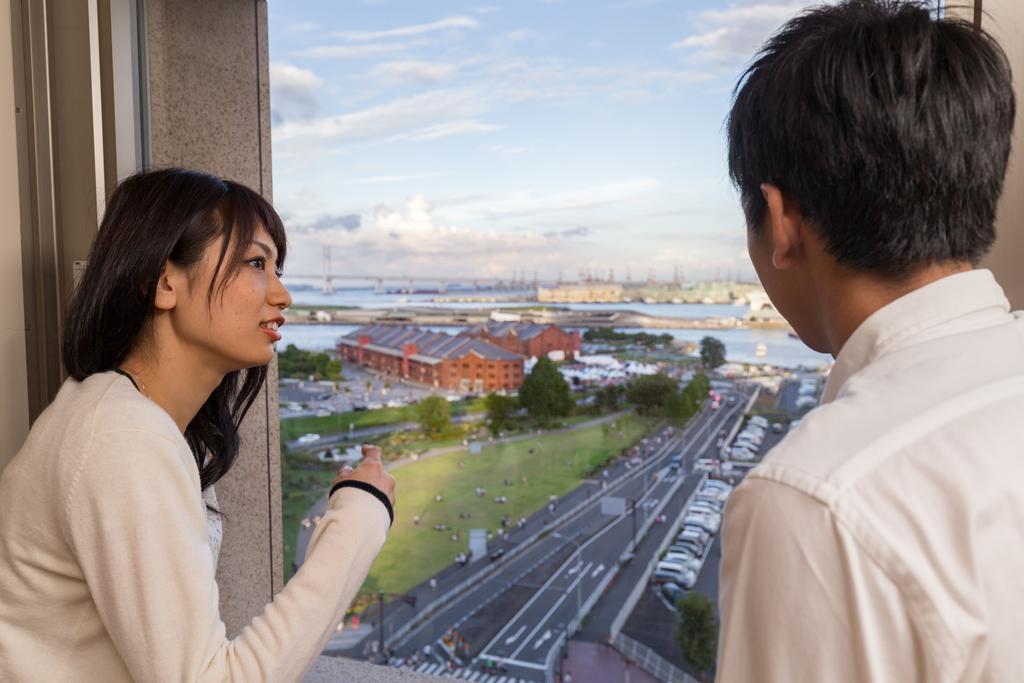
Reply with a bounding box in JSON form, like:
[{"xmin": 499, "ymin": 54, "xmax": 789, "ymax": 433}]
[
  {"xmin": 429, "ymin": 578, "xmax": 437, "ymax": 591},
  {"xmin": 0, "ymin": 169, "xmax": 397, "ymax": 681}
]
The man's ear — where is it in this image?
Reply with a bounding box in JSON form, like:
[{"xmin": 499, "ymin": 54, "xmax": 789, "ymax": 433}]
[
  {"xmin": 760, "ymin": 183, "xmax": 804, "ymax": 270},
  {"xmin": 153, "ymin": 265, "xmax": 179, "ymax": 311}
]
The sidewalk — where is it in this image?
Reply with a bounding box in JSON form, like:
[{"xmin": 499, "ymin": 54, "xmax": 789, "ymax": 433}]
[{"xmin": 560, "ymin": 640, "xmax": 660, "ymax": 683}]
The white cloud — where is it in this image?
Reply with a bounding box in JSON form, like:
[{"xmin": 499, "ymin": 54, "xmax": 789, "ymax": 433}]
[
  {"xmin": 483, "ymin": 144, "xmax": 529, "ymax": 156},
  {"xmin": 294, "ymin": 43, "xmax": 407, "ymax": 59},
  {"xmin": 270, "ymin": 62, "xmax": 322, "ymax": 90},
  {"xmin": 272, "ymin": 89, "xmax": 485, "ymax": 145},
  {"xmin": 371, "ymin": 60, "xmax": 458, "ymax": 84},
  {"xmin": 503, "ymin": 29, "xmax": 538, "ymax": 42},
  {"xmin": 269, "ymin": 62, "xmax": 323, "ymax": 122},
  {"xmin": 389, "ymin": 120, "xmax": 499, "ymax": 142},
  {"xmin": 286, "ymin": 193, "xmax": 559, "ymax": 277},
  {"xmin": 334, "ymin": 16, "xmax": 479, "ymax": 42},
  {"xmin": 352, "ymin": 172, "xmax": 446, "ymax": 184},
  {"xmin": 449, "ymin": 178, "xmax": 662, "ymax": 222},
  {"xmin": 672, "ymin": 2, "xmax": 809, "ymax": 65}
]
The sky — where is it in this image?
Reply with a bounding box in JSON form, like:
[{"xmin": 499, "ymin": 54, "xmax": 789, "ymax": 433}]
[{"xmin": 266, "ymin": 1, "xmax": 824, "ymax": 283}]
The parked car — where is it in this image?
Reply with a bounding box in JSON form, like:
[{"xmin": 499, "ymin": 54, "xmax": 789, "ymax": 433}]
[
  {"xmin": 703, "ymin": 480, "xmax": 733, "ymax": 494},
  {"xmin": 652, "ymin": 567, "xmax": 697, "ymax": 589},
  {"xmin": 694, "ymin": 458, "xmax": 718, "ymax": 474},
  {"xmin": 657, "ymin": 560, "xmax": 691, "ymax": 575},
  {"xmin": 795, "ymin": 395, "xmax": 818, "ymax": 409},
  {"xmin": 662, "ymin": 553, "xmax": 702, "ymax": 572},
  {"xmin": 771, "ymin": 422, "xmax": 784, "ymax": 433},
  {"xmin": 688, "ymin": 502, "xmax": 722, "ymax": 518},
  {"xmin": 661, "ymin": 581, "xmax": 685, "ymax": 604},
  {"xmin": 694, "ymin": 491, "xmax": 726, "ymax": 506},
  {"xmin": 690, "ymin": 495, "xmax": 724, "ymax": 512},
  {"xmin": 679, "ymin": 525, "xmax": 711, "ymax": 544},
  {"xmin": 671, "ymin": 540, "xmax": 705, "ymax": 558},
  {"xmin": 685, "ymin": 514, "xmax": 721, "ymax": 534},
  {"xmin": 297, "ymin": 433, "xmax": 320, "ymax": 444}
]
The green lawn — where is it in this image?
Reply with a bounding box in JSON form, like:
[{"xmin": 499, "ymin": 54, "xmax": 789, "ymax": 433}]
[
  {"xmin": 361, "ymin": 413, "xmax": 656, "ymax": 600},
  {"xmin": 281, "ymin": 397, "xmax": 486, "ymax": 442}
]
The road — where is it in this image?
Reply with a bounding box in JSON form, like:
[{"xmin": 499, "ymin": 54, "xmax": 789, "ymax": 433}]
[{"xmin": 382, "ymin": 390, "xmax": 749, "ymax": 681}]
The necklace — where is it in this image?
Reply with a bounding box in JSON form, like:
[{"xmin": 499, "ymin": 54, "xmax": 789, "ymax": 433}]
[{"xmin": 118, "ymin": 367, "xmax": 152, "ymax": 400}]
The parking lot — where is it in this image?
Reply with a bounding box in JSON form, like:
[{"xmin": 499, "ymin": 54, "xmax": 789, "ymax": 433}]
[
  {"xmin": 280, "ymin": 364, "xmax": 448, "ymax": 418},
  {"xmin": 621, "ymin": 376, "xmax": 818, "ymax": 675}
]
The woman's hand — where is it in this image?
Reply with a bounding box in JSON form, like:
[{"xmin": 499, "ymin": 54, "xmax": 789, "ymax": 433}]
[{"xmin": 331, "ymin": 444, "xmax": 396, "ymax": 506}]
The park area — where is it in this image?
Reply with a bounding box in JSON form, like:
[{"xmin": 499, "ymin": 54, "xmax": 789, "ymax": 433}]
[{"xmin": 281, "ymin": 412, "xmax": 657, "ymax": 598}]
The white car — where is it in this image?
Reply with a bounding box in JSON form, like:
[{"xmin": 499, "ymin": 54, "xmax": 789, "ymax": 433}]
[
  {"xmin": 684, "ymin": 514, "xmax": 721, "ymax": 534},
  {"xmin": 297, "ymin": 433, "xmax": 320, "ymax": 444},
  {"xmin": 703, "ymin": 480, "xmax": 733, "ymax": 493},
  {"xmin": 748, "ymin": 416, "xmax": 769, "ymax": 428},
  {"xmin": 795, "ymin": 395, "xmax": 818, "ymax": 409},
  {"xmin": 688, "ymin": 502, "xmax": 722, "ymax": 517},
  {"xmin": 653, "ymin": 567, "xmax": 697, "ymax": 589},
  {"xmin": 694, "ymin": 458, "xmax": 719, "ymax": 473},
  {"xmin": 662, "ymin": 553, "xmax": 702, "ymax": 572}
]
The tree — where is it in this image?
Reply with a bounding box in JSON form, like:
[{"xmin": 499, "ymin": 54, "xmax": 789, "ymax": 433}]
[
  {"xmin": 595, "ymin": 384, "xmax": 625, "ymax": 412},
  {"xmin": 676, "ymin": 592, "xmax": 718, "ymax": 681},
  {"xmin": 668, "ymin": 373, "xmax": 711, "ymax": 424},
  {"xmin": 699, "ymin": 336, "xmax": 726, "ymax": 370},
  {"xmin": 484, "ymin": 393, "xmax": 517, "ymax": 435},
  {"xmin": 625, "ymin": 373, "xmax": 678, "ymax": 415},
  {"xmin": 277, "ymin": 344, "xmax": 342, "ymax": 381},
  {"xmin": 416, "ymin": 395, "xmax": 451, "ymax": 435},
  {"xmin": 519, "ymin": 357, "xmax": 573, "ymax": 423}
]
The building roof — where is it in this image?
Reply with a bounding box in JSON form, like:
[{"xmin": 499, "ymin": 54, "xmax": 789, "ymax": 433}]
[
  {"xmin": 465, "ymin": 322, "xmax": 566, "ymax": 342},
  {"xmin": 339, "ymin": 325, "xmax": 523, "ymax": 363}
]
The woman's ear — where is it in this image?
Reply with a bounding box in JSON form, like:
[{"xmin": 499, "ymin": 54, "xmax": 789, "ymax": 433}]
[{"xmin": 153, "ymin": 265, "xmax": 178, "ymax": 311}]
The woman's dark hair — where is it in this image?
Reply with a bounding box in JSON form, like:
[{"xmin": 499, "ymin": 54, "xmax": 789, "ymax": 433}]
[
  {"xmin": 727, "ymin": 0, "xmax": 1015, "ymax": 278},
  {"xmin": 62, "ymin": 168, "xmax": 288, "ymax": 515}
]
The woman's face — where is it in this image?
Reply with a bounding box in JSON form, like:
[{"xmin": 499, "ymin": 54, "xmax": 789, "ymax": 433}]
[{"xmin": 170, "ymin": 225, "xmax": 292, "ymax": 373}]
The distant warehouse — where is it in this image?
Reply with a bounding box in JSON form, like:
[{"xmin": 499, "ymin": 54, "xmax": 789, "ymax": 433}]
[
  {"xmin": 462, "ymin": 322, "xmax": 581, "ymax": 362},
  {"xmin": 338, "ymin": 325, "xmax": 524, "ymax": 393}
]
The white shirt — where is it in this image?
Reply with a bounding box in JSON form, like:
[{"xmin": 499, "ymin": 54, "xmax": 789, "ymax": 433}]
[{"xmin": 717, "ymin": 269, "xmax": 1024, "ymax": 682}]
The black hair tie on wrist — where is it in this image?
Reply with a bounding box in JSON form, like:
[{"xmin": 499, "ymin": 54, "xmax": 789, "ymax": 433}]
[{"xmin": 330, "ymin": 480, "xmax": 394, "ymax": 527}]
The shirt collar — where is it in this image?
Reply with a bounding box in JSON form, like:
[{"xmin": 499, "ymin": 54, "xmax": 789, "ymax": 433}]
[{"xmin": 820, "ymin": 269, "xmax": 1010, "ymax": 405}]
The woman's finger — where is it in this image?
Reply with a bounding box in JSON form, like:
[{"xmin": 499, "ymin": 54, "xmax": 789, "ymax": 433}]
[
  {"xmin": 339, "ymin": 465, "xmax": 354, "ymax": 476},
  {"xmin": 361, "ymin": 444, "xmax": 383, "ymax": 462}
]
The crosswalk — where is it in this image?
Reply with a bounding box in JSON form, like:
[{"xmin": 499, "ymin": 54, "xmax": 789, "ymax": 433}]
[{"xmin": 406, "ymin": 661, "xmax": 534, "ymax": 682}]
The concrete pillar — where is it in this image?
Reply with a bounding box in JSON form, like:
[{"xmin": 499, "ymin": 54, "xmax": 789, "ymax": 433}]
[
  {"xmin": 143, "ymin": 0, "xmax": 282, "ymax": 637},
  {"xmin": 0, "ymin": 0, "xmax": 29, "ymax": 469}
]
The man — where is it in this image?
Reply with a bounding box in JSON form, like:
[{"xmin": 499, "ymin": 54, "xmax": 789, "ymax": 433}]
[{"xmin": 718, "ymin": 1, "xmax": 1020, "ymax": 681}]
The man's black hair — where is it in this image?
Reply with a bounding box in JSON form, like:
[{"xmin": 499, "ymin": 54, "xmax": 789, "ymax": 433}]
[{"xmin": 727, "ymin": 0, "xmax": 1015, "ymax": 277}]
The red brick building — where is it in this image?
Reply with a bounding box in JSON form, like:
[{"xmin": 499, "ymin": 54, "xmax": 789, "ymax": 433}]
[
  {"xmin": 462, "ymin": 322, "xmax": 581, "ymax": 360},
  {"xmin": 337, "ymin": 325, "xmax": 525, "ymax": 393}
]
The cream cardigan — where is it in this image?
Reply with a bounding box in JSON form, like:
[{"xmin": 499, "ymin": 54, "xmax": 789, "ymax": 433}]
[{"xmin": 0, "ymin": 371, "xmax": 390, "ymax": 681}]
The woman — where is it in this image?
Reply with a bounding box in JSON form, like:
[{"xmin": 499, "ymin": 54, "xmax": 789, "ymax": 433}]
[{"xmin": 0, "ymin": 168, "xmax": 396, "ymax": 681}]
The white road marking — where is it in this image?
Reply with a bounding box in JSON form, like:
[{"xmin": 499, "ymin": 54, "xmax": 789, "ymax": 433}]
[
  {"xmin": 505, "ymin": 625, "xmax": 526, "ymax": 644},
  {"xmin": 532, "ymin": 629, "xmax": 553, "ymax": 651},
  {"xmin": 591, "ymin": 563, "xmax": 605, "ymax": 578}
]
